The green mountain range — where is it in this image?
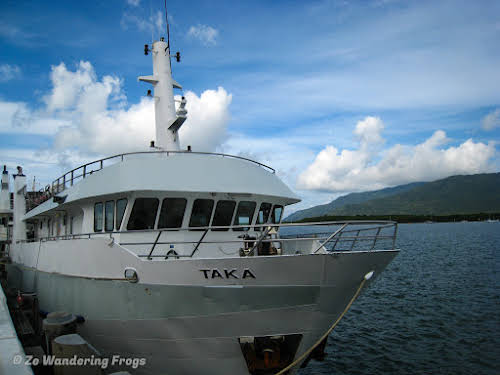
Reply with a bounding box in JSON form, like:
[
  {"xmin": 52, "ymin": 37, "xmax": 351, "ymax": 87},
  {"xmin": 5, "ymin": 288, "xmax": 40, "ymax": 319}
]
[{"xmin": 286, "ymin": 173, "xmax": 500, "ymax": 221}]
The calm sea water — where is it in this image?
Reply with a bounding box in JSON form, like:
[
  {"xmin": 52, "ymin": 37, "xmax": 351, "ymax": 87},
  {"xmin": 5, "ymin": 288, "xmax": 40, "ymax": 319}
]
[{"xmin": 301, "ymin": 222, "xmax": 500, "ymax": 375}]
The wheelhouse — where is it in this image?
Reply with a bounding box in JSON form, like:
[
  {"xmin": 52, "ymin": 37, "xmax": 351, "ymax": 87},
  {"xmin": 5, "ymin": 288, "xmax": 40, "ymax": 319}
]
[{"xmin": 19, "ymin": 151, "xmax": 299, "ymax": 259}]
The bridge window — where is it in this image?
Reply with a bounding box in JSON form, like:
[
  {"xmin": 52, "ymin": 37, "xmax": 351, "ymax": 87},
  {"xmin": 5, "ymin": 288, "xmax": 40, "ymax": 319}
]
[
  {"xmin": 233, "ymin": 201, "xmax": 256, "ymax": 231},
  {"xmin": 158, "ymin": 198, "xmax": 187, "ymax": 228},
  {"xmin": 272, "ymin": 205, "xmax": 284, "ymax": 224},
  {"xmin": 255, "ymin": 202, "xmax": 272, "ymax": 231},
  {"xmin": 94, "ymin": 202, "xmax": 103, "ymax": 232},
  {"xmin": 127, "ymin": 198, "xmax": 159, "ymax": 230},
  {"xmin": 212, "ymin": 200, "xmax": 236, "ymax": 231},
  {"xmin": 116, "ymin": 198, "xmax": 127, "ymax": 230},
  {"xmin": 105, "ymin": 201, "xmax": 114, "ymax": 232},
  {"xmin": 189, "ymin": 199, "xmax": 214, "ymax": 228}
]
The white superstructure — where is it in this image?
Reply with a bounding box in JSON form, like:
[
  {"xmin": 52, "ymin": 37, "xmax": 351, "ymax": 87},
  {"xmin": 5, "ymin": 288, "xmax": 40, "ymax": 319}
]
[{"xmin": 2, "ymin": 25, "xmax": 399, "ymax": 375}]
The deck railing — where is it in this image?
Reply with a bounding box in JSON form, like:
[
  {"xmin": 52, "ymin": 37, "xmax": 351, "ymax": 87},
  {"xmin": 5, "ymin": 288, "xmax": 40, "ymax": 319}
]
[
  {"xmin": 18, "ymin": 221, "xmax": 398, "ymax": 258},
  {"xmin": 48, "ymin": 150, "xmax": 275, "ymax": 195}
]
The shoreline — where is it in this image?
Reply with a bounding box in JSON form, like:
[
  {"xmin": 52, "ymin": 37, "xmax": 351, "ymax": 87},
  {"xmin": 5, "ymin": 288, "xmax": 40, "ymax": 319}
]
[{"xmin": 291, "ymin": 213, "xmax": 500, "ymax": 224}]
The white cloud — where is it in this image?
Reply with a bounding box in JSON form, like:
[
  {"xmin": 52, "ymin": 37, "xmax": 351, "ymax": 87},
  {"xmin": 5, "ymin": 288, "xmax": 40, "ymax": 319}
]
[
  {"xmin": 353, "ymin": 116, "xmax": 385, "ymax": 150},
  {"xmin": 217, "ymin": 1, "xmax": 500, "ymax": 127},
  {"xmin": 0, "ymin": 100, "xmax": 69, "ymax": 135},
  {"xmin": 0, "ymin": 101, "xmax": 29, "ymax": 131},
  {"xmin": 187, "ymin": 24, "xmax": 218, "ymax": 46},
  {"xmin": 482, "ymin": 108, "xmax": 500, "ymax": 131},
  {"xmin": 154, "ymin": 10, "xmax": 164, "ymax": 34},
  {"xmin": 178, "ymin": 87, "xmax": 232, "ymax": 151},
  {"xmin": 121, "ymin": 10, "xmax": 164, "ymax": 38},
  {"xmin": 46, "ymin": 61, "xmax": 231, "ymax": 155},
  {"xmin": 297, "ymin": 116, "xmax": 497, "ymax": 193},
  {"xmin": 0, "ymin": 147, "xmax": 63, "ymax": 189},
  {"xmin": 44, "ymin": 61, "xmax": 103, "ymax": 112},
  {"xmin": 0, "ymin": 63, "xmax": 21, "ymax": 82},
  {"xmin": 53, "ymin": 96, "xmax": 156, "ymax": 155},
  {"xmin": 0, "ymin": 60, "xmax": 231, "ymax": 159},
  {"xmin": 126, "ymin": 0, "xmax": 140, "ymax": 6},
  {"xmin": 0, "ymin": 60, "xmax": 232, "ymax": 187}
]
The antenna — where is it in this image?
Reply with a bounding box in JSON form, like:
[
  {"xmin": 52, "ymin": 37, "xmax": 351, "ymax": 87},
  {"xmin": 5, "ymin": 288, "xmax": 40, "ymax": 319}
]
[
  {"xmin": 164, "ymin": 0, "xmax": 170, "ymax": 49},
  {"xmin": 150, "ymin": 0, "xmax": 154, "ymax": 44}
]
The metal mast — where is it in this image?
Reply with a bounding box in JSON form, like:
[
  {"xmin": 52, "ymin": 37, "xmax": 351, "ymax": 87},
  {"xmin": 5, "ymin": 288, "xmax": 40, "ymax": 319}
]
[{"xmin": 139, "ymin": 38, "xmax": 186, "ymax": 150}]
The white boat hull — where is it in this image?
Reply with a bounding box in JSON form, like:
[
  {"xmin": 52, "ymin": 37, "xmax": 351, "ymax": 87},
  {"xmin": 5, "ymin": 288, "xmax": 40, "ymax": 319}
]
[{"xmin": 8, "ymin": 239, "xmax": 397, "ymax": 374}]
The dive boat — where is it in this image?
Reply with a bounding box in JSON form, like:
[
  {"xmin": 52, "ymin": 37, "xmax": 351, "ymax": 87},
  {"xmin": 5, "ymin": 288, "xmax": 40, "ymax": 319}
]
[{"xmin": 1, "ymin": 31, "xmax": 399, "ymax": 375}]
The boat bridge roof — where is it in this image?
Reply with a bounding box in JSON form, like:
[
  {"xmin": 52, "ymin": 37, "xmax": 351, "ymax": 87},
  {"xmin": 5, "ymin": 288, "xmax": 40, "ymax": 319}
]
[{"xmin": 24, "ymin": 151, "xmax": 300, "ymax": 220}]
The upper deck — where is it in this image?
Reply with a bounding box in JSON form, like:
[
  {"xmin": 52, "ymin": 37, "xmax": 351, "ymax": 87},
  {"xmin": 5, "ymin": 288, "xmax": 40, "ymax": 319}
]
[
  {"xmin": 24, "ymin": 150, "xmax": 300, "ymax": 219},
  {"xmin": 49, "ymin": 150, "xmax": 276, "ymax": 195}
]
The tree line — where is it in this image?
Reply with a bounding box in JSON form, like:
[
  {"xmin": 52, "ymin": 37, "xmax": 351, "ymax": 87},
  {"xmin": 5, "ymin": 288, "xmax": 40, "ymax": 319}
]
[{"xmin": 296, "ymin": 213, "xmax": 500, "ymax": 223}]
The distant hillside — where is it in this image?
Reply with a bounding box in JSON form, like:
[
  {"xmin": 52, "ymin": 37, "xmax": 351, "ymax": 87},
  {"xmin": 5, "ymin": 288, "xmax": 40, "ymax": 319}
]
[
  {"xmin": 286, "ymin": 173, "xmax": 500, "ymax": 221},
  {"xmin": 285, "ymin": 182, "xmax": 424, "ymax": 221}
]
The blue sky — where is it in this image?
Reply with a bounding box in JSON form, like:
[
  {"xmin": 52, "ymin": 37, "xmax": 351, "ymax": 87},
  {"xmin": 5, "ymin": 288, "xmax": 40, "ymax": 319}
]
[{"xmin": 1, "ymin": 0, "xmax": 499, "ymax": 213}]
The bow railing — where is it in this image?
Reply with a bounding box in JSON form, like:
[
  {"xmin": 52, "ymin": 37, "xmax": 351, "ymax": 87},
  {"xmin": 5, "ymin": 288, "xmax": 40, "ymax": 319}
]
[{"xmin": 17, "ymin": 221, "xmax": 398, "ymax": 259}]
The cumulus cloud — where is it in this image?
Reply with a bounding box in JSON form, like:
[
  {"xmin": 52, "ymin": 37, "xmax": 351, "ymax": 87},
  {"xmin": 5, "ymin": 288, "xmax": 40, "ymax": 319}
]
[
  {"xmin": 297, "ymin": 116, "xmax": 497, "ymax": 193},
  {"xmin": 178, "ymin": 87, "xmax": 232, "ymax": 151},
  {"xmin": 187, "ymin": 24, "xmax": 218, "ymax": 46},
  {"xmin": 53, "ymin": 97, "xmax": 156, "ymax": 155},
  {"xmin": 44, "ymin": 61, "xmax": 110, "ymax": 112},
  {"xmin": 0, "ymin": 60, "xmax": 231, "ymax": 159},
  {"xmin": 482, "ymin": 108, "xmax": 500, "ymax": 131},
  {"xmin": 0, "ymin": 100, "xmax": 69, "ymax": 135},
  {"xmin": 354, "ymin": 116, "xmax": 385, "ymax": 148},
  {"xmin": 46, "ymin": 61, "xmax": 231, "ymax": 155},
  {"xmin": 0, "ymin": 63, "xmax": 21, "ymax": 82}
]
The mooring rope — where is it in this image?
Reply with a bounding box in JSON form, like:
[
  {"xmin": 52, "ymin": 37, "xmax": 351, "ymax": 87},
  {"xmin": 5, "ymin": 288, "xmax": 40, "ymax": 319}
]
[{"xmin": 274, "ymin": 270, "xmax": 374, "ymax": 375}]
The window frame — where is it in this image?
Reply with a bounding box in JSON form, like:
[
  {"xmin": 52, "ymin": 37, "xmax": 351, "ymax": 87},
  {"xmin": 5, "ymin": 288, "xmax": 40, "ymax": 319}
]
[
  {"xmin": 271, "ymin": 205, "xmax": 284, "ymax": 224},
  {"xmin": 189, "ymin": 199, "xmax": 215, "ymax": 228},
  {"xmin": 94, "ymin": 202, "xmax": 104, "ymax": 232},
  {"xmin": 105, "ymin": 200, "xmax": 115, "ymax": 232},
  {"xmin": 126, "ymin": 197, "xmax": 160, "ymax": 231},
  {"xmin": 232, "ymin": 201, "xmax": 257, "ymax": 231},
  {"xmin": 211, "ymin": 200, "xmax": 236, "ymax": 231},
  {"xmin": 158, "ymin": 197, "xmax": 187, "ymax": 229},
  {"xmin": 255, "ymin": 202, "xmax": 272, "ymax": 231},
  {"xmin": 115, "ymin": 198, "xmax": 128, "ymax": 231}
]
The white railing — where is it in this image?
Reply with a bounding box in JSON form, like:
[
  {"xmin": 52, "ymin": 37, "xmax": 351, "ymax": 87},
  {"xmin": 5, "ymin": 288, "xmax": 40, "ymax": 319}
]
[
  {"xmin": 50, "ymin": 150, "xmax": 275, "ymax": 194},
  {"xmin": 19, "ymin": 221, "xmax": 398, "ymax": 259}
]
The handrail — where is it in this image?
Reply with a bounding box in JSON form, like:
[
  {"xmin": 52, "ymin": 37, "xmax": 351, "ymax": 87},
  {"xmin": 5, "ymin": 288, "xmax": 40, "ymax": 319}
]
[
  {"xmin": 18, "ymin": 220, "xmax": 398, "ymax": 258},
  {"xmin": 121, "ymin": 236, "xmax": 395, "ymax": 246},
  {"xmin": 18, "ymin": 220, "xmax": 397, "ymax": 242},
  {"xmin": 247, "ymin": 226, "xmax": 272, "ymax": 255},
  {"xmin": 47, "ymin": 150, "xmax": 276, "ymax": 195},
  {"xmin": 313, "ymin": 223, "xmax": 348, "ymax": 254},
  {"xmin": 146, "ymin": 231, "xmax": 163, "ymax": 260},
  {"xmin": 22, "ymin": 235, "xmax": 395, "ymax": 246},
  {"xmin": 190, "ymin": 229, "xmax": 209, "ymax": 258}
]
